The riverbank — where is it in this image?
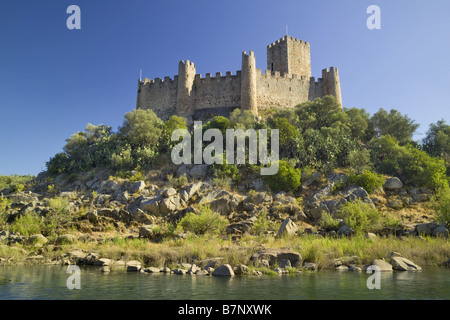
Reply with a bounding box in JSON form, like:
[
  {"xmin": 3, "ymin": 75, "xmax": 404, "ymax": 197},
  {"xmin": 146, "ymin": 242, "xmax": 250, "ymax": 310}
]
[{"xmin": 1, "ymin": 233, "xmax": 449, "ymax": 275}]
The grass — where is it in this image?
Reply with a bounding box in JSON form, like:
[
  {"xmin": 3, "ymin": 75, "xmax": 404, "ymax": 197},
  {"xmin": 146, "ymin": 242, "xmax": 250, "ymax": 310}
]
[{"xmin": 1, "ymin": 233, "xmax": 447, "ymax": 271}]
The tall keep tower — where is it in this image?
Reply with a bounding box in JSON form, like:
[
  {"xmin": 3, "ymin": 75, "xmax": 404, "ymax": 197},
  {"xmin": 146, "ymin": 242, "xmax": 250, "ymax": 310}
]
[{"xmin": 267, "ymin": 36, "xmax": 311, "ymax": 79}]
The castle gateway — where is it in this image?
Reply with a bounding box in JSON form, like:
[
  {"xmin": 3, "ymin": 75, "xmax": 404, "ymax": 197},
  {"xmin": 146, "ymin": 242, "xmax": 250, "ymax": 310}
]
[{"xmin": 136, "ymin": 35, "xmax": 342, "ymax": 121}]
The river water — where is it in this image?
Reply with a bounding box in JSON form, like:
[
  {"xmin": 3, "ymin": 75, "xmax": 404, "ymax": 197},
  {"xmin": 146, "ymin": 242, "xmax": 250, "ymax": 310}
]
[{"xmin": 0, "ymin": 265, "xmax": 448, "ymax": 300}]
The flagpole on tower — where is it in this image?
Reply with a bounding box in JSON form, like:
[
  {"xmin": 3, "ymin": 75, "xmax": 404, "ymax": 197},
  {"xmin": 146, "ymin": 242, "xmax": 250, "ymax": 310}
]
[
  {"xmin": 140, "ymin": 69, "xmax": 142, "ymax": 81},
  {"xmin": 286, "ymin": 25, "xmax": 288, "ymax": 36}
]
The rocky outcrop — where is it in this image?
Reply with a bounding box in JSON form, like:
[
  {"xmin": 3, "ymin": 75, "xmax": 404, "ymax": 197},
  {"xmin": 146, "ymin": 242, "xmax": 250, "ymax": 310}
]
[{"xmin": 383, "ymin": 177, "xmax": 403, "ymax": 191}]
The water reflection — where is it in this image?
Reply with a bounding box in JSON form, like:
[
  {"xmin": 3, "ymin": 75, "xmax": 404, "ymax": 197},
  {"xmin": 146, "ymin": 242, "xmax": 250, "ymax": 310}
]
[{"xmin": 0, "ymin": 265, "xmax": 448, "ymax": 300}]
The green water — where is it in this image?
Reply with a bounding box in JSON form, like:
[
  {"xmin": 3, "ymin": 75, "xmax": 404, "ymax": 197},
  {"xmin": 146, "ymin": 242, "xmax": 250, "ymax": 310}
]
[{"xmin": 0, "ymin": 265, "xmax": 448, "ymax": 300}]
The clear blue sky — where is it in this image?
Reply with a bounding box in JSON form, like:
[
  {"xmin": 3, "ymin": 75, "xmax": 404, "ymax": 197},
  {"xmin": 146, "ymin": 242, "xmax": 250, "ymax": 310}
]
[{"xmin": 1, "ymin": 0, "xmax": 449, "ymax": 176}]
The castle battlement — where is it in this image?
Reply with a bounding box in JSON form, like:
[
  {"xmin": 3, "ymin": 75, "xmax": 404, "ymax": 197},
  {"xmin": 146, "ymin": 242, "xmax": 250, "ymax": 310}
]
[{"xmin": 137, "ymin": 35, "xmax": 342, "ymax": 120}]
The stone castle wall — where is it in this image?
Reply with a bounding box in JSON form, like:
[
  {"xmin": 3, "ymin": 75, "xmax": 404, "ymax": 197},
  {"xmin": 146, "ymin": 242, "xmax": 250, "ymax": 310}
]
[{"xmin": 136, "ymin": 36, "xmax": 342, "ymax": 121}]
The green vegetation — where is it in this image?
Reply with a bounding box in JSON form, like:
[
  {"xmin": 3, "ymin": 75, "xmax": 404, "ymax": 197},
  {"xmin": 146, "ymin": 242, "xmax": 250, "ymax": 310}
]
[
  {"xmin": 179, "ymin": 205, "xmax": 228, "ymax": 235},
  {"xmin": 337, "ymin": 201, "xmax": 381, "ymax": 234},
  {"xmin": 431, "ymin": 187, "xmax": 450, "ymax": 226},
  {"xmin": 263, "ymin": 160, "xmax": 301, "ymax": 192},
  {"xmin": 348, "ymin": 170, "xmax": 385, "ymax": 194},
  {"xmin": 44, "ymin": 96, "xmax": 449, "ymax": 194},
  {"xmin": 0, "ymin": 175, "xmax": 34, "ymax": 192}
]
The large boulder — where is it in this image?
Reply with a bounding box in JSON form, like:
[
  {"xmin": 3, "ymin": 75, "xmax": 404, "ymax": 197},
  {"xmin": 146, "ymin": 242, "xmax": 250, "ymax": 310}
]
[
  {"xmin": 276, "ymin": 218, "xmax": 298, "ymax": 238},
  {"xmin": 369, "ymin": 259, "xmax": 393, "ymax": 272},
  {"xmin": 389, "ymin": 256, "xmax": 422, "ymax": 271},
  {"xmin": 311, "ymin": 183, "xmax": 334, "ymax": 202},
  {"xmin": 212, "ymin": 264, "xmax": 235, "ymax": 276},
  {"xmin": 414, "ymin": 222, "xmax": 437, "ymax": 236},
  {"xmin": 126, "ymin": 260, "xmax": 142, "ymax": 272},
  {"xmin": 432, "ymin": 226, "xmax": 449, "ymax": 238},
  {"xmin": 383, "ymin": 177, "xmax": 403, "ymax": 191},
  {"xmin": 140, "ymin": 196, "xmax": 162, "ymax": 215}
]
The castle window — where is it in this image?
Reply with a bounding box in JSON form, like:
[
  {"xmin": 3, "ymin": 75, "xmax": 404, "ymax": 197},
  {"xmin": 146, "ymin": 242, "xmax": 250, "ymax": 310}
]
[
  {"xmin": 289, "ymin": 87, "xmax": 291, "ymax": 91},
  {"xmin": 271, "ymin": 63, "xmax": 274, "ymax": 72}
]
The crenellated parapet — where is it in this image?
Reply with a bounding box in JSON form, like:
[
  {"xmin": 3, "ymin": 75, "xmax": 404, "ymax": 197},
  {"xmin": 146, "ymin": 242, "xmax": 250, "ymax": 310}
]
[{"xmin": 136, "ymin": 35, "xmax": 343, "ymax": 120}]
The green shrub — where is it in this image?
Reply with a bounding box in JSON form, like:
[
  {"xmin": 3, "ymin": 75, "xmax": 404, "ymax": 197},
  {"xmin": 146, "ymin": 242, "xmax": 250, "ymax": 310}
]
[
  {"xmin": 431, "ymin": 187, "xmax": 450, "ymax": 226},
  {"xmin": 319, "ymin": 213, "xmax": 340, "ymax": 231},
  {"xmin": 338, "ymin": 201, "xmax": 381, "ymax": 234},
  {"xmin": 252, "ymin": 210, "xmax": 274, "ymax": 235},
  {"xmin": 179, "ymin": 205, "xmax": 228, "ymax": 235},
  {"xmin": 263, "ymin": 160, "xmax": 301, "ymax": 192},
  {"xmin": 10, "ymin": 212, "xmax": 44, "ymax": 236},
  {"xmin": 167, "ymin": 174, "xmax": 188, "ymax": 189},
  {"xmin": 348, "ymin": 170, "xmax": 385, "ymax": 194}
]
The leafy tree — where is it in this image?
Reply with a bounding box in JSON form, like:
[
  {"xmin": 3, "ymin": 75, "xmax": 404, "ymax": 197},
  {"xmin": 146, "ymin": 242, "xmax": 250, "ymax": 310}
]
[
  {"xmin": 370, "ymin": 135, "xmax": 448, "ymax": 191},
  {"xmin": 229, "ymin": 108, "xmax": 257, "ymax": 130},
  {"xmin": 422, "ymin": 119, "xmax": 450, "ymax": 174},
  {"xmin": 347, "ymin": 148, "xmax": 372, "ymax": 174},
  {"xmin": 119, "ymin": 109, "xmax": 163, "ymax": 148},
  {"xmin": 296, "ymin": 96, "xmax": 350, "ymax": 136},
  {"xmin": 371, "ymin": 108, "xmax": 419, "ymax": 145},
  {"xmin": 268, "ymin": 117, "xmax": 302, "ymax": 159},
  {"xmin": 160, "ymin": 115, "xmax": 188, "ymax": 152},
  {"xmin": 345, "ymin": 107, "xmax": 371, "ymax": 141}
]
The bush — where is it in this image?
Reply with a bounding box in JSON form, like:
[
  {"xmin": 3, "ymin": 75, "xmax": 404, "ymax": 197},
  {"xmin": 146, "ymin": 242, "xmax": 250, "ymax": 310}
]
[
  {"xmin": 370, "ymin": 135, "xmax": 448, "ymax": 191},
  {"xmin": 252, "ymin": 210, "xmax": 274, "ymax": 235},
  {"xmin": 338, "ymin": 201, "xmax": 381, "ymax": 234},
  {"xmin": 348, "ymin": 170, "xmax": 384, "ymax": 194},
  {"xmin": 10, "ymin": 212, "xmax": 44, "ymax": 236},
  {"xmin": 167, "ymin": 174, "xmax": 188, "ymax": 189},
  {"xmin": 319, "ymin": 213, "xmax": 340, "ymax": 231},
  {"xmin": 431, "ymin": 187, "xmax": 450, "ymax": 226},
  {"xmin": 263, "ymin": 160, "xmax": 301, "ymax": 192},
  {"xmin": 179, "ymin": 205, "xmax": 228, "ymax": 235}
]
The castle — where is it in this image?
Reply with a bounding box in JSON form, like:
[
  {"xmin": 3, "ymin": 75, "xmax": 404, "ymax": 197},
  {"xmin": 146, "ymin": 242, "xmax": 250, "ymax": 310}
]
[{"xmin": 136, "ymin": 35, "xmax": 342, "ymax": 121}]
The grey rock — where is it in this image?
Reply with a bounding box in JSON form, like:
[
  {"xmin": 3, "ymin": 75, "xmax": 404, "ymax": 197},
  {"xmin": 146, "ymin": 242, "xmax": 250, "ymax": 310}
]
[
  {"xmin": 278, "ymin": 259, "xmax": 291, "ymax": 268},
  {"xmin": 126, "ymin": 260, "xmax": 142, "ymax": 272},
  {"xmin": 27, "ymin": 234, "xmax": 48, "ymax": 245},
  {"xmin": 179, "ymin": 182, "xmax": 203, "ymax": 203},
  {"xmin": 303, "ymin": 262, "xmax": 317, "ymax": 271},
  {"xmin": 131, "ymin": 208, "xmax": 155, "ymax": 225},
  {"xmin": 365, "ymin": 232, "xmax": 377, "ymax": 240},
  {"xmin": 140, "ymin": 196, "xmax": 162, "ymax": 215},
  {"xmin": 383, "ymin": 177, "xmax": 403, "ymax": 191},
  {"xmin": 129, "ymin": 181, "xmax": 146, "ymax": 194},
  {"xmin": 55, "ymin": 234, "xmax": 76, "ymax": 245},
  {"xmin": 276, "ymin": 218, "xmax": 299, "ymax": 238},
  {"xmin": 212, "ymin": 264, "xmax": 235, "ymax": 276},
  {"xmin": 162, "ymin": 188, "xmax": 177, "ymax": 198},
  {"xmin": 414, "ymin": 222, "xmax": 437, "ymax": 236},
  {"xmin": 390, "ymin": 256, "xmax": 422, "ymax": 271},
  {"xmin": 187, "ymin": 264, "xmax": 202, "ymax": 275},
  {"xmin": 311, "ymin": 183, "xmax": 334, "ymax": 201},
  {"xmin": 336, "ymin": 265, "xmax": 349, "ymax": 271},
  {"xmin": 234, "ymin": 264, "xmax": 249, "ymax": 275},
  {"xmin": 173, "ymin": 268, "xmax": 187, "ymax": 275},
  {"xmin": 337, "ymin": 225, "xmax": 354, "ymax": 236},
  {"xmin": 139, "ymin": 225, "xmax": 157, "ymax": 238},
  {"xmin": 94, "ymin": 258, "xmax": 112, "ymax": 267},
  {"xmin": 144, "ymin": 267, "xmax": 162, "ymax": 273},
  {"xmin": 432, "ymin": 226, "xmax": 449, "ymax": 238},
  {"xmin": 370, "ymin": 259, "xmax": 393, "ymax": 272}
]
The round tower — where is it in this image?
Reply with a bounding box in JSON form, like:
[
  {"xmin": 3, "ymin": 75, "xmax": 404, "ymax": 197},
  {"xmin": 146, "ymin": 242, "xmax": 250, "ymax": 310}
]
[
  {"xmin": 241, "ymin": 51, "xmax": 258, "ymax": 114},
  {"xmin": 322, "ymin": 67, "xmax": 342, "ymax": 107},
  {"xmin": 177, "ymin": 60, "xmax": 196, "ymax": 116}
]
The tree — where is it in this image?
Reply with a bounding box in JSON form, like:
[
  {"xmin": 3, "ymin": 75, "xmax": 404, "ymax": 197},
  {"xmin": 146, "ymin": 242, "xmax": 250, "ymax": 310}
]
[
  {"xmin": 422, "ymin": 119, "xmax": 450, "ymax": 159},
  {"xmin": 268, "ymin": 117, "xmax": 302, "ymax": 159},
  {"xmin": 160, "ymin": 115, "xmax": 188, "ymax": 152},
  {"xmin": 345, "ymin": 107, "xmax": 371, "ymax": 141},
  {"xmin": 371, "ymin": 108, "xmax": 419, "ymax": 145},
  {"xmin": 119, "ymin": 109, "xmax": 163, "ymax": 148}
]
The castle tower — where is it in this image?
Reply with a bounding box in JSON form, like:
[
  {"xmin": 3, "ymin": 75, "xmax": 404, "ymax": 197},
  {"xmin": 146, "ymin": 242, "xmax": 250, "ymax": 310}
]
[
  {"xmin": 177, "ymin": 60, "xmax": 196, "ymax": 116},
  {"xmin": 241, "ymin": 51, "xmax": 258, "ymax": 114},
  {"xmin": 267, "ymin": 36, "xmax": 311, "ymax": 79},
  {"xmin": 322, "ymin": 67, "xmax": 342, "ymax": 106}
]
